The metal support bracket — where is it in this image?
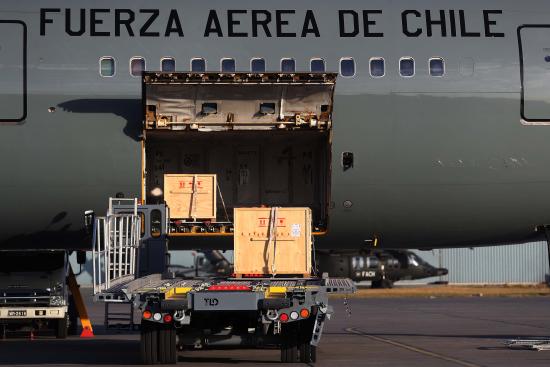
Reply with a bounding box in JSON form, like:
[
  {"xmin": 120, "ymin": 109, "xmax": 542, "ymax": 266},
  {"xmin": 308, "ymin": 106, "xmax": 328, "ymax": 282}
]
[
  {"xmin": 68, "ymin": 265, "xmax": 94, "ymax": 338},
  {"xmin": 310, "ymin": 304, "xmax": 328, "ymax": 346}
]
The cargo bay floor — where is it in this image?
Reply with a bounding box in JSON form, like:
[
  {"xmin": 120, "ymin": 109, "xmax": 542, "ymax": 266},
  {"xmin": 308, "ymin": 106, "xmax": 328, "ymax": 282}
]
[{"xmin": 1, "ymin": 289, "xmax": 550, "ymax": 366}]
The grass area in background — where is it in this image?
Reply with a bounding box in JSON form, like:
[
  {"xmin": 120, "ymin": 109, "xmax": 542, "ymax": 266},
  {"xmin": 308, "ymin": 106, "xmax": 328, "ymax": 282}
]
[{"xmin": 332, "ymin": 284, "xmax": 550, "ymax": 298}]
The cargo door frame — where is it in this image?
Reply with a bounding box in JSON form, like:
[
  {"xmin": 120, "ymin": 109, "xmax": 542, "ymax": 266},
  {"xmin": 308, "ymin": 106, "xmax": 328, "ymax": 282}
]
[
  {"xmin": 518, "ymin": 24, "xmax": 550, "ymax": 125},
  {"xmin": 0, "ymin": 20, "xmax": 27, "ymax": 124},
  {"xmin": 140, "ymin": 72, "xmax": 337, "ymax": 238}
]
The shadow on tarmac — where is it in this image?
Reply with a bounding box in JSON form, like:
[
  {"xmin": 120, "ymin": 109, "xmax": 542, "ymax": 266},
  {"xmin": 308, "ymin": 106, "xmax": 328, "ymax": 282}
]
[
  {"xmin": 328, "ymin": 330, "xmax": 550, "ymax": 340},
  {"xmin": 0, "ymin": 338, "xmax": 140, "ymax": 365},
  {"xmin": 0, "ymin": 332, "xmax": 282, "ymax": 365}
]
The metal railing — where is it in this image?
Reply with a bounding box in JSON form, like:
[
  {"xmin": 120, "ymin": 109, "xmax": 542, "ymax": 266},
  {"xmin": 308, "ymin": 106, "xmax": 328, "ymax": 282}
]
[{"xmin": 92, "ymin": 214, "xmax": 141, "ymax": 295}]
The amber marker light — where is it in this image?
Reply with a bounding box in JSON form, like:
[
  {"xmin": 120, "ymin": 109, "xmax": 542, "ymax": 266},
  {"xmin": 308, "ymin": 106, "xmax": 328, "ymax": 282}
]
[{"xmin": 142, "ymin": 310, "xmax": 152, "ymax": 319}]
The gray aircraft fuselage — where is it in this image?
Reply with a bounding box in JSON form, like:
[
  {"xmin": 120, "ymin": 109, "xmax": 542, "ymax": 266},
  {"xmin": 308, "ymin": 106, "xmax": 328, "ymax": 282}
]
[{"xmin": 1, "ymin": 0, "xmax": 550, "ymax": 250}]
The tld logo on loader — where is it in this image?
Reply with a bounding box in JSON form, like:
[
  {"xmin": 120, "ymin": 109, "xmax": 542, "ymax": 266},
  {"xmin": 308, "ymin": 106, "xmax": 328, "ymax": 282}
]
[{"xmin": 204, "ymin": 298, "xmax": 219, "ymax": 306}]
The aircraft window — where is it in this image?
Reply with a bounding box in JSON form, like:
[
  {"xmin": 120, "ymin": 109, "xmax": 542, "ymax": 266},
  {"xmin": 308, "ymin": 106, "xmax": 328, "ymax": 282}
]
[
  {"xmin": 161, "ymin": 57, "xmax": 176, "ymax": 72},
  {"xmin": 99, "ymin": 57, "xmax": 115, "ymax": 77},
  {"xmin": 191, "ymin": 58, "xmax": 206, "ymax": 72},
  {"xmin": 387, "ymin": 258, "xmax": 400, "ymax": 268},
  {"xmin": 340, "ymin": 57, "xmax": 355, "ymax": 77},
  {"xmin": 430, "ymin": 57, "xmax": 445, "ymax": 77},
  {"xmin": 130, "ymin": 57, "xmax": 145, "ymax": 77},
  {"xmin": 367, "ymin": 256, "xmax": 379, "ymax": 269},
  {"xmin": 408, "ymin": 254, "xmax": 419, "ymax": 267},
  {"xmin": 352, "ymin": 256, "xmax": 365, "ymax": 270},
  {"xmin": 281, "ymin": 58, "xmax": 296, "ymax": 73},
  {"xmin": 370, "ymin": 58, "xmax": 385, "ymax": 77},
  {"xmin": 150, "ymin": 209, "xmax": 162, "ymax": 238},
  {"xmin": 138, "ymin": 212, "xmax": 145, "ymax": 237},
  {"xmin": 400, "ymin": 57, "xmax": 415, "ymax": 77},
  {"xmin": 310, "ymin": 58, "xmax": 325, "ymax": 72},
  {"xmin": 221, "ymin": 58, "xmax": 236, "ymax": 72},
  {"xmin": 251, "ymin": 58, "xmax": 266, "ymax": 72},
  {"xmin": 412, "ymin": 253, "xmax": 429, "ymax": 266}
]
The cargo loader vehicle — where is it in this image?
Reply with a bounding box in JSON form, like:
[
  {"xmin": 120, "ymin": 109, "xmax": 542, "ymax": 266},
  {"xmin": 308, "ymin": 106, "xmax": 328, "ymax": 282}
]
[{"xmin": 92, "ymin": 199, "xmax": 354, "ymax": 364}]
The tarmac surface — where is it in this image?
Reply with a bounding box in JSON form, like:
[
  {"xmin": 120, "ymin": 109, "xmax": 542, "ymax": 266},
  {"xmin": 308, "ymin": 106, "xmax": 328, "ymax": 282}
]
[{"xmin": 1, "ymin": 292, "xmax": 550, "ymax": 366}]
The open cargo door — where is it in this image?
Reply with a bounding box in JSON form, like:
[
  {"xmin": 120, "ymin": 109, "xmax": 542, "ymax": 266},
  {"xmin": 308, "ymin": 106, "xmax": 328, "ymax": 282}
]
[
  {"xmin": 144, "ymin": 73, "xmax": 335, "ymax": 130},
  {"xmin": 142, "ymin": 73, "xmax": 336, "ymax": 236}
]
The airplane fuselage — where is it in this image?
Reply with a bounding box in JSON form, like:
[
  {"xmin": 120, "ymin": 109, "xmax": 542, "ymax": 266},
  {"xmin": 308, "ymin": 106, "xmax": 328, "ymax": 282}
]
[{"xmin": 1, "ymin": 0, "xmax": 550, "ymax": 250}]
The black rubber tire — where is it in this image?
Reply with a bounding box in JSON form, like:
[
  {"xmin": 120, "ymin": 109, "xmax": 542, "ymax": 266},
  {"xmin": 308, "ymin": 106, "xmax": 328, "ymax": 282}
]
[
  {"xmin": 67, "ymin": 295, "xmax": 78, "ymax": 335},
  {"xmin": 299, "ymin": 343, "xmax": 317, "ymax": 363},
  {"xmin": 140, "ymin": 321, "xmax": 159, "ymax": 365},
  {"xmin": 158, "ymin": 325, "xmax": 177, "ymax": 364},
  {"xmin": 280, "ymin": 329, "xmax": 298, "ymax": 363},
  {"xmin": 381, "ymin": 279, "xmax": 394, "ymax": 289},
  {"xmin": 55, "ymin": 316, "xmax": 68, "ymax": 339}
]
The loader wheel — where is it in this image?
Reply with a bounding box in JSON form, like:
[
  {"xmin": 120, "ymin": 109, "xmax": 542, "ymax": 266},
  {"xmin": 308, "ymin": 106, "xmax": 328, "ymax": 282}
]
[
  {"xmin": 299, "ymin": 343, "xmax": 317, "ymax": 363},
  {"xmin": 280, "ymin": 328, "xmax": 298, "ymax": 363},
  {"xmin": 140, "ymin": 321, "xmax": 159, "ymax": 365},
  {"xmin": 55, "ymin": 316, "xmax": 68, "ymax": 339},
  {"xmin": 158, "ymin": 324, "xmax": 177, "ymax": 364}
]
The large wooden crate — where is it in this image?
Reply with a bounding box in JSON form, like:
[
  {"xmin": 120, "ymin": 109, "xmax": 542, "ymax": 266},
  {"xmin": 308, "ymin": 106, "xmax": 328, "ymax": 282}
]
[
  {"xmin": 233, "ymin": 207, "xmax": 312, "ymax": 276},
  {"xmin": 164, "ymin": 174, "xmax": 216, "ymax": 220}
]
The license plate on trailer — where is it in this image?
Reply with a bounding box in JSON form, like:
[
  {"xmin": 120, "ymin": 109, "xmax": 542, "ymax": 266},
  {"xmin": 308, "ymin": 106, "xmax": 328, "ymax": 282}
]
[{"xmin": 8, "ymin": 310, "xmax": 26, "ymax": 317}]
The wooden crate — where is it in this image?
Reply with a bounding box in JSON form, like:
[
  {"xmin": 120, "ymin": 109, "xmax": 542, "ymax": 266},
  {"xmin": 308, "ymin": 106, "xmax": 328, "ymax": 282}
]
[
  {"xmin": 233, "ymin": 207, "xmax": 312, "ymax": 276},
  {"xmin": 164, "ymin": 174, "xmax": 216, "ymax": 220}
]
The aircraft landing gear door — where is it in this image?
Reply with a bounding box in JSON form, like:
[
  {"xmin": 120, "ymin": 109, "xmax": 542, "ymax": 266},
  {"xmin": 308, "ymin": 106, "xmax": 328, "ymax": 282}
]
[
  {"xmin": 519, "ymin": 25, "xmax": 550, "ymax": 124},
  {"xmin": 0, "ymin": 21, "xmax": 26, "ymax": 124}
]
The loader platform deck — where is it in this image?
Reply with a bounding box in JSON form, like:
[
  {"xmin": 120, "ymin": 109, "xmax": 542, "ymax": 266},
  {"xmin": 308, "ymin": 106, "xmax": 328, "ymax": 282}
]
[{"xmin": 95, "ymin": 274, "xmax": 355, "ymax": 303}]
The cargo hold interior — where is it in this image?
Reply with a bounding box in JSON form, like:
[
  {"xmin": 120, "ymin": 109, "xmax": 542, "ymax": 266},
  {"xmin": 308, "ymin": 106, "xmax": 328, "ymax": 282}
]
[{"xmin": 141, "ymin": 72, "xmax": 336, "ymax": 235}]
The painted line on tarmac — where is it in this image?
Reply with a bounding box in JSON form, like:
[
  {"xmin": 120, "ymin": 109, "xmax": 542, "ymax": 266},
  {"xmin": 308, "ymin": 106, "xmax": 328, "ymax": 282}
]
[{"xmin": 345, "ymin": 327, "xmax": 481, "ymax": 367}]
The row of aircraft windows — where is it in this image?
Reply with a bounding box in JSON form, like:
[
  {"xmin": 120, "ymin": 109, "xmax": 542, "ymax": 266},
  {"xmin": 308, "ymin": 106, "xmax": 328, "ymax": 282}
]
[{"xmin": 99, "ymin": 56, "xmax": 446, "ymax": 79}]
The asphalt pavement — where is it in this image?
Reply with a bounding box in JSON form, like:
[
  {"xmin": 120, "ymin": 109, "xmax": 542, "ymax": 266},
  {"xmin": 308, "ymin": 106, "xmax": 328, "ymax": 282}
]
[{"xmin": 1, "ymin": 292, "xmax": 550, "ymax": 366}]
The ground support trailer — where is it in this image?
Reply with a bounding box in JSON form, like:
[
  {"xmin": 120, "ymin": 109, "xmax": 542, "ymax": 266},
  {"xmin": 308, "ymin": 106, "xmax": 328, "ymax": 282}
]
[
  {"xmin": 96, "ymin": 274, "xmax": 354, "ymax": 364},
  {"xmin": 92, "ymin": 199, "xmax": 355, "ymax": 364}
]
